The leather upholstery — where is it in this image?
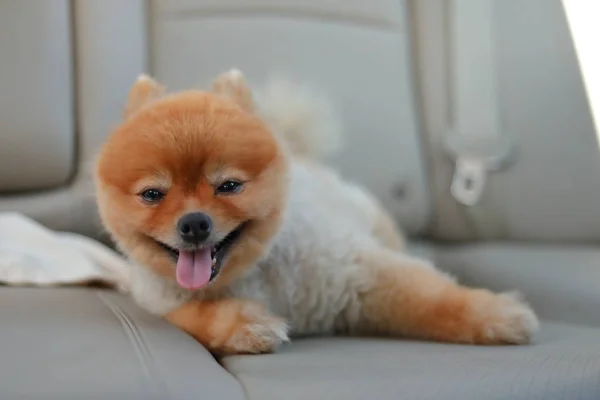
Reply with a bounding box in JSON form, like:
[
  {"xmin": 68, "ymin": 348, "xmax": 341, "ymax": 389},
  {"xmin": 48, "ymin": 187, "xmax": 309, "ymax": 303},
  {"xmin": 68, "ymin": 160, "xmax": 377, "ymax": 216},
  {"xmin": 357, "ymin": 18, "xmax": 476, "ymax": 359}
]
[
  {"xmin": 149, "ymin": 0, "xmax": 431, "ymax": 235},
  {"xmin": 3, "ymin": 245, "xmax": 600, "ymax": 399},
  {"xmin": 1, "ymin": 1, "xmax": 597, "ymax": 242},
  {"xmin": 0, "ymin": 0, "xmax": 148, "ymax": 240},
  {"xmin": 1, "ymin": 0, "xmax": 599, "ymax": 399},
  {"xmin": 224, "ymin": 322, "xmax": 600, "ymax": 400},
  {"xmin": 0, "ymin": 1, "xmax": 75, "ymax": 192},
  {"xmin": 411, "ymin": 0, "xmax": 600, "ymax": 242},
  {"xmin": 155, "ymin": 0, "xmax": 402, "ymax": 26},
  {"xmin": 0, "ymin": 288, "xmax": 246, "ymax": 400}
]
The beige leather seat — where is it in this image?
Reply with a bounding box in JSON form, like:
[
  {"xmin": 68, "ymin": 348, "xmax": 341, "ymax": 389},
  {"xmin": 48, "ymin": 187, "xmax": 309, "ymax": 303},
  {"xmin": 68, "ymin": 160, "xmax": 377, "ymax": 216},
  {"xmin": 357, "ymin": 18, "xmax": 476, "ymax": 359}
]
[{"xmin": 1, "ymin": 1, "xmax": 600, "ymax": 399}]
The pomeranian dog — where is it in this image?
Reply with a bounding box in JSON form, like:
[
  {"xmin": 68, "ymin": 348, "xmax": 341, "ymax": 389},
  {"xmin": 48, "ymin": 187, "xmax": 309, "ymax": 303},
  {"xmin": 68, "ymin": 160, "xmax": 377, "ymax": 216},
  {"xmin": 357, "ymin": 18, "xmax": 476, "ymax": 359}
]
[{"xmin": 94, "ymin": 69, "xmax": 539, "ymax": 355}]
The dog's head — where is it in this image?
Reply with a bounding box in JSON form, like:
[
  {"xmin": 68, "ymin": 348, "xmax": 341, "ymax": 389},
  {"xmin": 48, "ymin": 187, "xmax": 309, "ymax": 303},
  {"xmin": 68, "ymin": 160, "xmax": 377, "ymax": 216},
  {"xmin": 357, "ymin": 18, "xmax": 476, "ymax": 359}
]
[{"xmin": 94, "ymin": 70, "xmax": 288, "ymax": 291}]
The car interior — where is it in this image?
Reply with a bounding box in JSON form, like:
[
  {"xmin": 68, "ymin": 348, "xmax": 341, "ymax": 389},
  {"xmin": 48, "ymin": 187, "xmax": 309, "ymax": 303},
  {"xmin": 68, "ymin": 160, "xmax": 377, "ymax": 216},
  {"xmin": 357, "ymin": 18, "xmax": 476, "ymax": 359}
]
[{"xmin": 0, "ymin": 0, "xmax": 599, "ymax": 399}]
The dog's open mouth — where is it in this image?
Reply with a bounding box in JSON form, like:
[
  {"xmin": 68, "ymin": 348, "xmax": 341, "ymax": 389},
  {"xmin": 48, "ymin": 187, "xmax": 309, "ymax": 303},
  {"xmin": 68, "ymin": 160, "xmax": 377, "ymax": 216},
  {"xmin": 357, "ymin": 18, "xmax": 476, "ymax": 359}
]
[{"xmin": 154, "ymin": 222, "xmax": 247, "ymax": 288}]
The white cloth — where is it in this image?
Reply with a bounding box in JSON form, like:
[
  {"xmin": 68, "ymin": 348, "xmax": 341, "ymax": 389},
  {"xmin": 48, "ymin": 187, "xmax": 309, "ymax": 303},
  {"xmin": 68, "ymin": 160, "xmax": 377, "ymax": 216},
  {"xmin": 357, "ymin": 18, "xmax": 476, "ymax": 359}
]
[{"xmin": 0, "ymin": 213, "xmax": 131, "ymax": 293}]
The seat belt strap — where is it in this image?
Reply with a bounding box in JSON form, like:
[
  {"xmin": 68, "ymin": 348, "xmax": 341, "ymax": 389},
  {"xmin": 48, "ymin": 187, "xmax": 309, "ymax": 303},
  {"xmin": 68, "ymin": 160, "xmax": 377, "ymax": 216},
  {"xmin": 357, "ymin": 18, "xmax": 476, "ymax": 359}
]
[{"xmin": 444, "ymin": 0, "xmax": 514, "ymax": 206}]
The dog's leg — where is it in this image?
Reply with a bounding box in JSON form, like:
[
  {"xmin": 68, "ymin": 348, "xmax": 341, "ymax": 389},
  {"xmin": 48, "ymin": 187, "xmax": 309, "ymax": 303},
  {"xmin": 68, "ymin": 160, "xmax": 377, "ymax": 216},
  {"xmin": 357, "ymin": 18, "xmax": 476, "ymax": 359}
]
[
  {"xmin": 165, "ymin": 299, "xmax": 288, "ymax": 355},
  {"xmin": 354, "ymin": 248, "xmax": 539, "ymax": 344}
]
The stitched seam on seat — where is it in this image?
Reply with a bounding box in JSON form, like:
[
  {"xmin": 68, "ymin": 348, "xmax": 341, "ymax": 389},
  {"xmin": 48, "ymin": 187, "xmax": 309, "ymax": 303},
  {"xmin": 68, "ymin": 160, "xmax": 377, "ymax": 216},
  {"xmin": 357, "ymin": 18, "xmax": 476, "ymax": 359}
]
[
  {"xmin": 97, "ymin": 291, "xmax": 170, "ymax": 399},
  {"xmin": 218, "ymin": 358, "xmax": 255, "ymax": 400}
]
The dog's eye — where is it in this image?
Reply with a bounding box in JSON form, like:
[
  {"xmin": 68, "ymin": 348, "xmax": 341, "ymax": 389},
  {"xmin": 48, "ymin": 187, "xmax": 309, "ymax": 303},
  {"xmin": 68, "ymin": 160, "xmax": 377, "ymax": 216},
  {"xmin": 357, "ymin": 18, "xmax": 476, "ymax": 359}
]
[
  {"xmin": 140, "ymin": 188, "xmax": 165, "ymax": 204},
  {"xmin": 215, "ymin": 180, "xmax": 243, "ymax": 195}
]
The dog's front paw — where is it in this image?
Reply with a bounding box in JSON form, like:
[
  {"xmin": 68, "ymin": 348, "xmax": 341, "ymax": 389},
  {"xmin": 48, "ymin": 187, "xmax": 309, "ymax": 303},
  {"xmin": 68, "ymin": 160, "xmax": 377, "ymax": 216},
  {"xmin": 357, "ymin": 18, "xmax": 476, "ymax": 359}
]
[
  {"xmin": 216, "ymin": 301, "xmax": 289, "ymax": 355},
  {"xmin": 166, "ymin": 299, "xmax": 289, "ymax": 355},
  {"xmin": 469, "ymin": 290, "xmax": 539, "ymax": 345}
]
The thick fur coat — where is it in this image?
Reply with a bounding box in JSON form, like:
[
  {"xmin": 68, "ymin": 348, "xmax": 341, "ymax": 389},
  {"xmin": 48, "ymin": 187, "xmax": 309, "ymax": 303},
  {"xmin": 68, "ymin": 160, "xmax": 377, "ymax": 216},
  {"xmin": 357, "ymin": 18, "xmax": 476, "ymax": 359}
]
[{"xmin": 94, "ymin": 70, "xmax": 538, "ymax": 355}]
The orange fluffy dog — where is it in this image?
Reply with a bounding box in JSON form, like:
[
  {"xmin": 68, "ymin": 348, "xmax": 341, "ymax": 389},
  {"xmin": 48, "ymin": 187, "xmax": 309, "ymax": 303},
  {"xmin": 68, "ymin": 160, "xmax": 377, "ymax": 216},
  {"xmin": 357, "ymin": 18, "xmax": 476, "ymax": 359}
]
[{"xmin": 94, "ymin": 69, "xmax": 539, "ymax": 355}]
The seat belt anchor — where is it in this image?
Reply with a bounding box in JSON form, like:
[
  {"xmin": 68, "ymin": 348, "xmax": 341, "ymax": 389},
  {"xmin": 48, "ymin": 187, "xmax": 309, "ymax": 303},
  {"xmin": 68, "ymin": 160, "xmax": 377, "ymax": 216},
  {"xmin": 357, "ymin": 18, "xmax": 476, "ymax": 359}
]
[{"xmin": 444, "ymin": 133, "xmax": 514, "ymax": 206}]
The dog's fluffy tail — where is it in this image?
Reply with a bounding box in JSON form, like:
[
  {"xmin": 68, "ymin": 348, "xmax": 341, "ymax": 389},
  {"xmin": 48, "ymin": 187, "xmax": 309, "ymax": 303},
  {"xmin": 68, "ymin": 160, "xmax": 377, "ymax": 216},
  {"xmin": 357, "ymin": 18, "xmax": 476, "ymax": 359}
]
[{"xmin": 254, "ymin": 76, "xmax": 342, "ymax": 160}]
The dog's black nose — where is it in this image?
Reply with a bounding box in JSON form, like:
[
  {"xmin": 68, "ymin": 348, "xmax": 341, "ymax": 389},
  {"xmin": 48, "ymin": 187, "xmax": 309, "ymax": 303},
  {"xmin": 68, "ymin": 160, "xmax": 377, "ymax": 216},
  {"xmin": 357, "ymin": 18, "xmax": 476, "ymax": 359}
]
[{"xmin": 177, "ymin": 213, "xmax": 212, "ymax": 244}]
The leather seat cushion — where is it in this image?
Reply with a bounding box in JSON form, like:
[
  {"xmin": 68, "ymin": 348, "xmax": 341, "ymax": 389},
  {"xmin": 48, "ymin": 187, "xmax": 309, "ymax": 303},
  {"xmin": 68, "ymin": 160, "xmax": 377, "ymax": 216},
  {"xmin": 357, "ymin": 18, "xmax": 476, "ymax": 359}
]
[
  {"xmin": 0, "ymin": 288, "xmax": 245, "ymax": 400},
  {"xmin": 223, "ymin": 321, "xmax": 600, "ymax": 400},
  {"xmin": 3, "ymin": 241, "xmax": 600, "ymax": 400}
]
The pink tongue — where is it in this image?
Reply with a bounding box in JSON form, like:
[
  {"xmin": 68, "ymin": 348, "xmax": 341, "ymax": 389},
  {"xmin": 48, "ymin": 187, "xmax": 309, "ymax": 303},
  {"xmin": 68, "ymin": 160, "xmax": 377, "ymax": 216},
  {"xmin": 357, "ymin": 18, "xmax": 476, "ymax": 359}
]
[{"xmin": 175, "ymin": 248, "xmax": 213, "ymax": 290}]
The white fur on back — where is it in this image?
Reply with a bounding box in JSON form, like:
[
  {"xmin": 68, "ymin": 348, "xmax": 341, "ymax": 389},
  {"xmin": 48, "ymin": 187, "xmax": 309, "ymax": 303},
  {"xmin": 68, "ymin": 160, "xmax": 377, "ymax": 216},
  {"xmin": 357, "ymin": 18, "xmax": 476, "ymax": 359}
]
[{"xmin": 229, "ymin": 161, "xmax": 383, "ymax": 335}]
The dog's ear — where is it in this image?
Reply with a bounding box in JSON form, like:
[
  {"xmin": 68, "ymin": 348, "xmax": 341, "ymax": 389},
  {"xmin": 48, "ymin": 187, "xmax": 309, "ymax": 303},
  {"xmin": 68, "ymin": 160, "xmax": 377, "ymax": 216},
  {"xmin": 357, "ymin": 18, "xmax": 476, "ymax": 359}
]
[
  {"xmin": 212, "ymin": 69, "xmax": 255, "ymax": 113},
  {"xmin": 124, "ymin": 74, "xmax": 166, "ymax": 118}
]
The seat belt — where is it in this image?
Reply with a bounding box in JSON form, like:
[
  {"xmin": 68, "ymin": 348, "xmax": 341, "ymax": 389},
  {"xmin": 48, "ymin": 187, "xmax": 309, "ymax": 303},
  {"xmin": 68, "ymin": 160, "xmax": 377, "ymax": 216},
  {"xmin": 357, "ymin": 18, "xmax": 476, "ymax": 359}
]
[{"xmin": 443, "ymin": 0, "xmax": 515, "ymax": 207}]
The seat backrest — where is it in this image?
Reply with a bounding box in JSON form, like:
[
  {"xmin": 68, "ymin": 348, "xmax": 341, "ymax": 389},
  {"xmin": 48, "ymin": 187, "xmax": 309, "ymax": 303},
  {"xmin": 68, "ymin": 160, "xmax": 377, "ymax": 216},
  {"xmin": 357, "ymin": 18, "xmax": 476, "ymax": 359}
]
[
  {"xmin": 0, "ymin": 0, "xmax": 597, "ymax": 244},
  {"xmin": 0, "ymin": 1, "xmax": 75, "ymax": 193},
  {"xmin": 0, "ymin": 1, "xmax": 147, "ymax": 240},
  {"xmin": 1, "ymin": 0, "xmax": 433, "ymax": 239},
  {"xmin": 145, "ymin": 0, "xmax": 433, "ymax": 235}
]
